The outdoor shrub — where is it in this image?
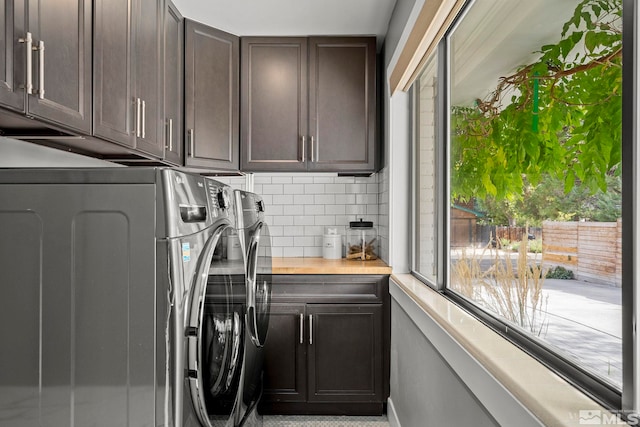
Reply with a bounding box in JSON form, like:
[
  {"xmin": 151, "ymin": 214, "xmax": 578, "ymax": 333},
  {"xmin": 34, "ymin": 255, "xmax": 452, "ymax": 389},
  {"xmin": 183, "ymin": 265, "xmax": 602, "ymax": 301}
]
[
  {"xmin": 546, "ymin": 266, "xmax": 575, "ymax": 280},
  {"xmin": 529, "ymin": 239, "xmax": 543, "ymax": 253}
]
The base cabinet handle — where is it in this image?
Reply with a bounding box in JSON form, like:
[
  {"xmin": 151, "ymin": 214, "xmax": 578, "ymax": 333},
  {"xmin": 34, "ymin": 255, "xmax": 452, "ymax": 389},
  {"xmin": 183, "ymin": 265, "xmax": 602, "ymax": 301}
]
[
  {"xmin": 299, "ymin": 313, "xmax": 304, "ymax": 344},
  {"xmin": 309, "ymin": 314, "xmax": 313, "ymax": 345}
]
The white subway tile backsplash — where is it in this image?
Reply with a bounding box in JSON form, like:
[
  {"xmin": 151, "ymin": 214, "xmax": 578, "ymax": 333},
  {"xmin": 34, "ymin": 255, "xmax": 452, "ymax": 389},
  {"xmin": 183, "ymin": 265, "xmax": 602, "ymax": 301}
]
[
  {"xmin": 294, "ymin": 236, "xmax": 315, "ymax": 247},
  {"xmin": 288, "ymin": 184, "xmax": 305, "ymax": 194},
  {"xmin": 284, "ymin": 204, "xmax": 305, "ymax": 215},
  {"xmin": 254, "ymin": 176, "xmax": 272, "ymax": 184},
  {"xmin": 272, "ymin": 216, "xmax": 294, "ymax": 226},
  {"xmin": 283, "ymin": 246, "xmax": 304, "ymax": 257},
  {"xmin": 314, "ymin": 194, "xmax": 335, "ymax": 205},
  {"xmin": 262, "ymin": 184, "xmax": 284, "ymax": 194},
  {"xmin": 252, "ymin": 172, "xmax": 381, "ymax": 258},
  {"xmin": 269, "ymin": 225, "xmax": 284, "ymax": 236},
  {"xmin": 346, "ymin": 183, "xmax": 367, "ymax": 193},
  {"xmin": 304, "ymin": 183, "xmax": 325, "ymax": 194},
  {"xmin": 325, "ymin": 205, "xmax": 346, "ymax": 215},
  {"xmin": 293, "ymin": 194, "xmax": 315, "ymax": 205},
  {"xmin": 289, "ymin": 226, "xmax": 305, "ymax": 236},
  {"xmin": 313, "ymin": 176, "xmax": 334, "ymax": 184},
  {"xmin": 273, "ymin": 236, "xmax": 294, "ymax": 247},
  {"xmin": 325, "ymin": 183, "xmax": 346, "ymax": 194},
  {"xmin": 292, "ymin": 176, "xmax": 314, "ymax": 184},
  {"xmin": 268, "ymin": 205, "xmax": 284, "ymax": 216},
  {"xmin": 294, "ymin": 216, "xmax": 315, "ymax": 226},
  {"xmin": 272, "ymin": 194, "xmax": 294, "ymax": 205},
  {"xmin": 304, "ymin": 246, "xmax": 322, "ymax": 257},
  {"xmin": 305, "ymin": 225, "xmax": 324, "ymax": 236},
  {"xmin": 271, "ymin": 176, "xmax": 293, "ymax": 184},
  {"xmin": 335, "ymin": 194, "xmax": 356, "ymax": 205},
  {"xmin": 304, "ymin": 204, "xmax": 325, "ymax": 216},
  {"xmin": 315, "ymin": 216, "xmax": 336, "ymax": 226}
]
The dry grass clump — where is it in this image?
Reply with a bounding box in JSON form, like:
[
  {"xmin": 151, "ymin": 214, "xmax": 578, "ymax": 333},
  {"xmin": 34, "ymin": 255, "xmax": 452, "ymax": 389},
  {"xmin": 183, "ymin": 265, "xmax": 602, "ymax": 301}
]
[{"xmin": 451, "ymin": 234, "xmax": 549, "ymax": 337}]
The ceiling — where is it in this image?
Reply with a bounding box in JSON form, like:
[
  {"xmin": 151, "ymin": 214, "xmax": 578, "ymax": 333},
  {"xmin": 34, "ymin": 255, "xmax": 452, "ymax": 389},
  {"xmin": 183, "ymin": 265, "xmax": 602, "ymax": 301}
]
[{"xmin": 172, "ymin": 0, "xmax": 398, "ymax": 48}]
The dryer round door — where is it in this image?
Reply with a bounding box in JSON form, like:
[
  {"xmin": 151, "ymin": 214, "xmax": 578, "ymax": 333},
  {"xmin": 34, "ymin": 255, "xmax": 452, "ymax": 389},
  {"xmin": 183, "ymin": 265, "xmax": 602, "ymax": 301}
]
[
  {"xmin": 246, "ymin": 222, "xmax": 272, "ymax": 347},
  {"xmin": 184, "ymin": 224, "xmax": 246, "ymax": 427}
]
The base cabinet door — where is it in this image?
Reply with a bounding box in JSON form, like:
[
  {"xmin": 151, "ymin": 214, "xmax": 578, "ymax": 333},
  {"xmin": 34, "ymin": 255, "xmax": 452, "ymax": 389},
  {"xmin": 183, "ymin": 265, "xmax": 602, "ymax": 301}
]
[
  {"xmin": 260, "ymin": 275, "xmax": 389, "ymax": 415},
  {"xmin": 307, "ymin": 304, "xmax": 383, "ymax": 402},
  {"xmin": 262, "ymin": 303, "xmax": 307, "ymax": 403}
]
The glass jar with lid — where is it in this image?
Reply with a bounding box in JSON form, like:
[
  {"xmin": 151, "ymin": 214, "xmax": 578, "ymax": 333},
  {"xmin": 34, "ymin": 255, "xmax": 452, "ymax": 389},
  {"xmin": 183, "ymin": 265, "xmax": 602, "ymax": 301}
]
[{"xmin": 346, "ymin": 219, "xmax": 378, "ymax": 260}]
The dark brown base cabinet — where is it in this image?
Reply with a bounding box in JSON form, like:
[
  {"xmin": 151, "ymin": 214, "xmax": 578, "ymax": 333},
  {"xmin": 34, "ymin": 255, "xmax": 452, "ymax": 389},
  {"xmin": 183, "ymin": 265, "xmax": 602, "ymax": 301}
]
[{"xmin": 259, "ymin": 275, "xmax": 390, "ymax": 415}]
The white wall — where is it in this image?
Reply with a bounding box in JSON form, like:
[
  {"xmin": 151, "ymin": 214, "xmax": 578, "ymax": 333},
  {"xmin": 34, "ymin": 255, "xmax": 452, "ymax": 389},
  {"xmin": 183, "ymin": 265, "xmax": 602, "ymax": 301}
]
[{"xmin": 0, "ymin": 137, "xmax": 119, "ymax": 168}]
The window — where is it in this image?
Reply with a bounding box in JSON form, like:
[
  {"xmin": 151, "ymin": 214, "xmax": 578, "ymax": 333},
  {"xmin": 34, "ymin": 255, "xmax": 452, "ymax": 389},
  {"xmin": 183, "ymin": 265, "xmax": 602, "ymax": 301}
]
[
  {"xmin": 412, "ymin": 0, "xmax": 625, "ymax": 407},
  {"xmin": 413, "ymin": 53, "xmax": 439, "ymax": 285}
]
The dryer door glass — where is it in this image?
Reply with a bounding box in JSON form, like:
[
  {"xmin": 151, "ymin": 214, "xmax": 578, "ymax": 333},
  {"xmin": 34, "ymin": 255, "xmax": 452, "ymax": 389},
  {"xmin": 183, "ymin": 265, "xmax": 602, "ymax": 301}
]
[
  {"xmin": 185, "ymin": 224, "xmax": 246, "ymax": 427},
  {"xmin": 246, "ymin": 222, "xmax": 272, "ymax": 347}
]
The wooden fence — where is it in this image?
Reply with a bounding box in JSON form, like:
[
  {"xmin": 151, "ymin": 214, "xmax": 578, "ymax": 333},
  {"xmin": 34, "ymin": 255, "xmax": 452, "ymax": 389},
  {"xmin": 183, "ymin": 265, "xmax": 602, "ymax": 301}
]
[{"xmin": 542, "ymin": 220, "xmax": 622, "ymax": 287}]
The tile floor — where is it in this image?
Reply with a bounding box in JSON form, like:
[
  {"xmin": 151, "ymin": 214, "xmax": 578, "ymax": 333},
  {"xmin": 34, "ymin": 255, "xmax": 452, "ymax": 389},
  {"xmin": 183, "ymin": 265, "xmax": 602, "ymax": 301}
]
[{"xmin": 262, "ymin": 415, "xmax": 390, "ymax": 427}]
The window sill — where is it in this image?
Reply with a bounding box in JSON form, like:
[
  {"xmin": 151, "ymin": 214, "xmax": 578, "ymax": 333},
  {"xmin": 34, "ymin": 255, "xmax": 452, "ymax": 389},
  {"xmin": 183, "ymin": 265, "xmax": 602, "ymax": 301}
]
[{"xmin": 390, "ymin": 273, "xmax": 615, "ymax": 427}]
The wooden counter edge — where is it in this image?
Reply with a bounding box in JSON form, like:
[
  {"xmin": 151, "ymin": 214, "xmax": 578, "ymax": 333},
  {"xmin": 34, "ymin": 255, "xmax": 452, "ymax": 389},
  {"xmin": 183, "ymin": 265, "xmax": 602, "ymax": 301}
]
[{"xmin": 272, "ymin": 257, "xmax": 392, "ymax": 275}]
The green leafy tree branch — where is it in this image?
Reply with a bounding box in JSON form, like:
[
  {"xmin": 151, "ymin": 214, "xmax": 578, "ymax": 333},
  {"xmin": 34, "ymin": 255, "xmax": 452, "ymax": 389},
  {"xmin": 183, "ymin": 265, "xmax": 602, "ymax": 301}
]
[{"xmin": 451, "ymin": 0, "xmax": 622, "ymax": 202}]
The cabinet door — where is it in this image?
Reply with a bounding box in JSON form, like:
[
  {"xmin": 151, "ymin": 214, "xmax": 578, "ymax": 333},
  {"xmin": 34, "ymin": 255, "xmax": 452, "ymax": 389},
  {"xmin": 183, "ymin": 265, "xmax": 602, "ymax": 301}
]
[
  {"xmin": 308, "ymin": 37, "xmax": 377, "ymax": 172},
  {"xmin": 134, "ymin": 0, "xmax": 163, "ymax": 157},
  {"xmin": 307, "ymin": 304, "xmax": 383, "ymax": 402},
  {"xmin": 27, "ymin": 0, "xmax": 92, "ymax": 134},
  {"xmin": 93, "ymin": 0, "xmax": 135, "ymax": 147},
  {"xmin": 241, "ymin": 37, "xmax": 307, "ymax": 172},
  {"xmin": 163, "ymin": 1, "xmax": 183, "ymax": 166},
  {"xmin": 262, "ymin": 303, "xmax": 307, "ymax": 403},
  {"xmin": 0, "ymin": 0, "xmax": 25, "ymax": 112},
  {"xmin": 184, "ymin": 20, "xmax": 239, "ymax": 170}
]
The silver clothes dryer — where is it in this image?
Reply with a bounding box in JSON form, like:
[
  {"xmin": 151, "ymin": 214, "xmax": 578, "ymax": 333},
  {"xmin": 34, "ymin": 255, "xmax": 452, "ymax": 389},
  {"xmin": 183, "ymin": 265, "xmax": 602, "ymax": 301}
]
[{"xmin": 234, "ymin": 190, "xmax": 273, "ymax": 427}]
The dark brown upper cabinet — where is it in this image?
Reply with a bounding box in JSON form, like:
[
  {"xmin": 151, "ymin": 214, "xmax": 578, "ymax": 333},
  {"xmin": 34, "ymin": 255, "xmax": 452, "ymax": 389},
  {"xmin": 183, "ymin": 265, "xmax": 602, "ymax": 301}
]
[
  {"xmin": 93, "ymin": 0, "xmax": 164, "ymax": 158},
  {"xmin": 241, "ymin": 37, "xmax": 308, "ymax": 172},
  {"xmin": 163, "ymin": 1, "xmax": 183, "ymax": 166},
  {"xmin": 0, "ymin": 0, "xmax": 92, "ymax": 134},
  {"xmin": 241, "ymin": 36, "xmax": 377, "ymax": 173},
  {"xmin": 184, "ymin": 20, "xmax": 239, "ymax": 171}
]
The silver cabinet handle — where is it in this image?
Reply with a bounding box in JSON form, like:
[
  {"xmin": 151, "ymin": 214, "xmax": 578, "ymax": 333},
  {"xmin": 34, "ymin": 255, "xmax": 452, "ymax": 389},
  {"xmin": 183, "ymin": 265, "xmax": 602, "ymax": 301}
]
[
  {"xmin": 18, "ymin": 32, "xmax": 33, "ymax": 94},
  {"xmin": 309, "ymin": 314, "xmax": 313, "ymax": 345},
  {"xmin": 135, "ymin": 98, "xmax": 141, "ymax": 138},
  {"xmin": 37, "ymin": 40, "xmax": 44, "ymax": 99},
  {"xmin": 300, "ymin": 136, "xmax": 306, "ymax": 162},
  {"xmin": 141, "ymin": 100, "xmax": 146, "ymax": 139},
  {"xmin": 299, "ymin": 313, "xmax": 304, "ymax": 344},
  {"xmin": 166, "ymin": 119, "xmax": 173, "ymax": 151},
  {"xmin": 310, "ymin": 136, "xmax": 315, "ymax": 162},
  {"xmin": 188, "ymin": 129, "xmax": 194, "ymax": 156}
]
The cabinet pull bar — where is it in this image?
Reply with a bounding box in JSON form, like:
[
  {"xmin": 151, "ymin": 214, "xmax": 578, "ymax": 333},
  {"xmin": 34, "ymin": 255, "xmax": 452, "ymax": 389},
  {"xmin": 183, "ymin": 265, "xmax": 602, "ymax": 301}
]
[
  {"xmin": 135, "ymin": 98, "xmax": 141, "ymax": 138},
  {"xmin": 38, "ymin": 41, "xmax": 44, "ymax": 99},
  {"xmin": 141, "ymin": 100, "xmax": 146, "ymax": 139},
  {"xmin": 299, "ymin": 313, "xmax": 304, "ymax": 344},
  {"xmin": 310, "ymin": 136, "xmax": 315, "ymax": 162},
  {"xmin": 167, "ymin": 119, "xmax": 173, "ymax": 151},
  {"xmin": 188, "ymin": 129, "xmax": 194, "ymax": 156},
  {"xmin": 309, "ymin": 314, "xmax": 313, "ymax": 345},
  {"xmin": 19, "ymin": 32, "xmax": 33, "ymax": 95},
  {"xmin": 300, "ymin": 136, "xmax": 306, "ymax": 162}
]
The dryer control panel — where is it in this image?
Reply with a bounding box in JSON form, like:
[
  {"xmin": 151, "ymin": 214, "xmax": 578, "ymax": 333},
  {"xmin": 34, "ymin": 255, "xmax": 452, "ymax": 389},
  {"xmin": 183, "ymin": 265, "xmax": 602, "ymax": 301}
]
[{"xmin": 161, "ymin": 170, "xmax": 234, "ymax": 238}]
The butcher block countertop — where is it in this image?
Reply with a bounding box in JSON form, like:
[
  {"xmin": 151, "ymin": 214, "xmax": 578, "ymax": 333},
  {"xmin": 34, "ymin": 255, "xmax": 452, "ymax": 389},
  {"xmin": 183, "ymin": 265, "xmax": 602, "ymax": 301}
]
[{"xmin": 272, "ymin": 257, "xmax": 392, "ymax": 275}]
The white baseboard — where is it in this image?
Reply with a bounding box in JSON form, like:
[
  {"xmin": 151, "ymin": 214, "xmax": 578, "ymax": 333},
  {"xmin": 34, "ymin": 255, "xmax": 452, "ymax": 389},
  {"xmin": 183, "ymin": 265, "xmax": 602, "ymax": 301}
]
[{"xmin": 387, "ymin": 398, "xmax": 401, "ymax": 427}]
